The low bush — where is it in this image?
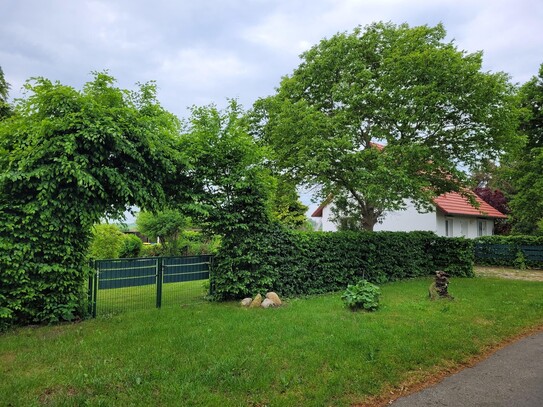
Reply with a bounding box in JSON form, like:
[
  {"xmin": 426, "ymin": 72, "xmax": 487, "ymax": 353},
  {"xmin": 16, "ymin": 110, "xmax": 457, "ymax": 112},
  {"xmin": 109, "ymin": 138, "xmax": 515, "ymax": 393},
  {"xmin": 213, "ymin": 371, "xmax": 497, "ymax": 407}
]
[
  {"xmin": 118, "ymin": 234, "xmax": 143, "ymax": 258},
  {"xmin": 341, "ymin": 280, "xmax": 381, "ymax": 311}
]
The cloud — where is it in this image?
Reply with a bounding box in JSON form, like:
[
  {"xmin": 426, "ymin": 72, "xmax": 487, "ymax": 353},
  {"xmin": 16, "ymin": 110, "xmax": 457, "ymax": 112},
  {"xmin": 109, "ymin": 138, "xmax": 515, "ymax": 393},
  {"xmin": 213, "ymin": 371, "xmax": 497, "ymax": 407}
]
[{"xmin": 156, "ymin": 48, "xmax": 254, "ymax": 90}]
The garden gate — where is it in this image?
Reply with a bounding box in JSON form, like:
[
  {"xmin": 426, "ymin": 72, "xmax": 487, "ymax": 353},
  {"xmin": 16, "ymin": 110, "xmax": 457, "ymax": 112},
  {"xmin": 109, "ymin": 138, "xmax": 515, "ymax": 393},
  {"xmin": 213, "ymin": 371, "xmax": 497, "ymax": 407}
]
[{"xmin": 88, "ymin": 255, "xmax": 214, "ymax": 316}]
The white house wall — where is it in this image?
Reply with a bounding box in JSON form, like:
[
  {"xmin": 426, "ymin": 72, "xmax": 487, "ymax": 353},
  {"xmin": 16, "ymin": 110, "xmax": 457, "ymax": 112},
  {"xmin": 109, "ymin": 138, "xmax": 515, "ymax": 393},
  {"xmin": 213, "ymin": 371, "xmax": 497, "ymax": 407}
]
[
  {"xmin": 375, "ymin": 201, "xmax": 436, "ymax": 233},
  {"xmin": 436, "ymin": 213, "xmax": 494, "ymax": 238},
  {"xmin": 316, "ymin": 201, "xmax": 496, "ymax": 238}
]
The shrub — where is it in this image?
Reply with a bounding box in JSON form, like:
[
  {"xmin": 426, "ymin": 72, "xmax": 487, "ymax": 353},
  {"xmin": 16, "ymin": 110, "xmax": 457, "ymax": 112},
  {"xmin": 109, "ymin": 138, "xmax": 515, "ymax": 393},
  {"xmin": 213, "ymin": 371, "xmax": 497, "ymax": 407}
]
[
  {"xmin": 89, "ymin": 224, "xmax": 125, "ymax": 260},
  {"xmin": 119, "ymin": 234, "xmax": 143, "ymax": 258},
  {"xmin": 341, "ymin": 280, "xmax": 381, "ymax": 311},
  {"xmin": 140, "ymin": 243, "xmax": 165, "ymax": 257}
]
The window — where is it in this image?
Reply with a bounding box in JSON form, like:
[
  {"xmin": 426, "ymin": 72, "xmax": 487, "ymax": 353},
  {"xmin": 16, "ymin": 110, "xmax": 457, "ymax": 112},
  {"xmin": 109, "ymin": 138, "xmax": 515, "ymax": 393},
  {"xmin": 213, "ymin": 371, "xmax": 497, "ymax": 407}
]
[
  {"xmin": 460, "ymin": 220, "xmax": 468, "ymax": 237},
  {"xmin": 445, "ymin": 218, "xmax": 453, "ymax": 237},
  {"xmin": 477, "ymin": 219, "xmax": 487, "ymax": 237}
]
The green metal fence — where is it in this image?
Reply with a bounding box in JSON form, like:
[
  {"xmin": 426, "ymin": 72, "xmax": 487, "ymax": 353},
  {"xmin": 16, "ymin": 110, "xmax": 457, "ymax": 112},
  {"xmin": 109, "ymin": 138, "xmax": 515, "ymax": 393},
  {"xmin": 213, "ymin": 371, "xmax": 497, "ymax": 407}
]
[
  {"xmin": 88, "ymin": 255, "xmax": 213, "ymax": 316},
  {"xmin": 474, "ymin": 243, "xmax": 543, "ymax": 268}
]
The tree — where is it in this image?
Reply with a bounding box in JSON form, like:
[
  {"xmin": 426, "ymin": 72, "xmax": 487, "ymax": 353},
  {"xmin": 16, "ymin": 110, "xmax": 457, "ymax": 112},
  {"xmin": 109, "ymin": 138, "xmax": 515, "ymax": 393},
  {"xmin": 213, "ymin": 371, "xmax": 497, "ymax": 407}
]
[
  {"xmin": 252, "ymin": 22, "xmax": 520, "ymax": 230},
  {"xmin": 0, "ymin": 72, "xmax": 189, "ymax": 328},
  {"xmin": 0, "ymin": 66, "xmax": 12, "ymax": 120},
  {"xmin": 473, "ymin": 187, "xmax": 511, "ymax": 234},
  {"xmin": 271, "ymin": 177, "xmax": 309, "ymax": 229},
  {"xmin": 180, "ymin": 100, "xmax": 274, "ymax": 237},
  {"xmin": 136, "ymin": 210, "xmax": 188, "ymax": 255},
  {"xmin": 503, "ymin": 63, "xmax": 543, "ymax": 235}
]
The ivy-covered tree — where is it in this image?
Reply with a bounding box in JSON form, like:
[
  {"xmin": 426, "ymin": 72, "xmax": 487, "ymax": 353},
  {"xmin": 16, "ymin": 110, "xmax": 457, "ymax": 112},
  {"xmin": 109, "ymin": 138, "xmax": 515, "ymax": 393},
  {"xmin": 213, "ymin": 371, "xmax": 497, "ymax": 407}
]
[
  {"xmin": 253, "ymin": 22, "xmax": 520, "ymax": 230},
  {"xmin": 0, "ymin": 72, "xmax": 188, "ymax": 328}
]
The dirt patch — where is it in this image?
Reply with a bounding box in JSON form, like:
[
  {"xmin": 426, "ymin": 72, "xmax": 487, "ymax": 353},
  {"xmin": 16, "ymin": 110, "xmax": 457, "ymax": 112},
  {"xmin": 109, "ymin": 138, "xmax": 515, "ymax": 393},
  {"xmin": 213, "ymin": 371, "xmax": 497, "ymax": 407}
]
[{"xmin": 474, "ymin": 266, "xmax": 543, "ymax": 282}]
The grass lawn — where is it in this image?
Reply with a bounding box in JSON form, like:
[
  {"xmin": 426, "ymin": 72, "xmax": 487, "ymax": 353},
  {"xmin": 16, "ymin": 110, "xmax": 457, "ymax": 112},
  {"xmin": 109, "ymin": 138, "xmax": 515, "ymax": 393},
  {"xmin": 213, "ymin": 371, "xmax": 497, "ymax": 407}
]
[{"xmin": 1, "ymin": 276, "xmax": 542, "ymax": 406}]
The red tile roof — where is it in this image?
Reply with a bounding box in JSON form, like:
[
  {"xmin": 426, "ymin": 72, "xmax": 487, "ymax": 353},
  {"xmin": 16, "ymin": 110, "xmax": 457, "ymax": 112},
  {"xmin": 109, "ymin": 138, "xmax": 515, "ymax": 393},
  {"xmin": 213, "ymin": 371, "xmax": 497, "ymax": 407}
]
[
  {"xmin": 433, "ymin": 192, "xmax": 507, "ymax": 218},
  {"xmin": 312, "ymin": 191, "xmax": 507, "ymax": 219}
]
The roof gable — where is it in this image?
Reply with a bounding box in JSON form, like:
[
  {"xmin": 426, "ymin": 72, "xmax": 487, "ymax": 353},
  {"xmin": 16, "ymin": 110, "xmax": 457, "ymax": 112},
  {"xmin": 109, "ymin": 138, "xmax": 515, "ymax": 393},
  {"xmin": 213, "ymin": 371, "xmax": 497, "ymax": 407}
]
[{"xmin": 433, "ymin": 192, "xmax": 507, "ymax": 218}]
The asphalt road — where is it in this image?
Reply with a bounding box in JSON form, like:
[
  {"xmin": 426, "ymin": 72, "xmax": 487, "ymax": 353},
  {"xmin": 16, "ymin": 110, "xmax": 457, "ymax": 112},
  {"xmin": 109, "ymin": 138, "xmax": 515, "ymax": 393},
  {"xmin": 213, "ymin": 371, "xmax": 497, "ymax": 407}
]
[{"xmin": 391, "ymin": 331, "xmax": 543, "ymax": 407}]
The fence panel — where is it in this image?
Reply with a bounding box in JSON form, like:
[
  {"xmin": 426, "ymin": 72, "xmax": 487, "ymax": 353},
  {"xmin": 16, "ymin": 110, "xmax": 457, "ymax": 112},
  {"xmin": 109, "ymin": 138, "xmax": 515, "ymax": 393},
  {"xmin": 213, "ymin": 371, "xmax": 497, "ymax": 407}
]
[
  {"xmin": 474, "ymin": 243, "xmax": 543, "ymax": 268},
  {"xmin": 89, "ymin": 255, "xmax": 213, "ymax": 316}
]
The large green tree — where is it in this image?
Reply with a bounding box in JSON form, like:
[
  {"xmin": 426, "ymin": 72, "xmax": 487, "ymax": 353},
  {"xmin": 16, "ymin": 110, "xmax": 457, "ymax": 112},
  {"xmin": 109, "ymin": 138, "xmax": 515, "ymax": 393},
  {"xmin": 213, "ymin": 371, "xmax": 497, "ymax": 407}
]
[
  {"xmin": 0, "ymin": 72, "xmax": 188, "ymax": 328},
  {"xmin": 505, "ymin": 63, "xmax": 543, "ymax": 234},
  {"xmin": 253, "ymin": 22, "xmax": 520, "ymax": 230}
]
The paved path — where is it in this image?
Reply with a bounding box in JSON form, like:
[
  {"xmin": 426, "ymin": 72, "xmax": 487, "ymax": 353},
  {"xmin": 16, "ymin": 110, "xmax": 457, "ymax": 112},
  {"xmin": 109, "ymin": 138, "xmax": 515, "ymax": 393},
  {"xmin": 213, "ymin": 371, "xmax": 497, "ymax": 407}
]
[{"xmin": 391, "ymin": 331, "xmax": 543, "ymax": 407}]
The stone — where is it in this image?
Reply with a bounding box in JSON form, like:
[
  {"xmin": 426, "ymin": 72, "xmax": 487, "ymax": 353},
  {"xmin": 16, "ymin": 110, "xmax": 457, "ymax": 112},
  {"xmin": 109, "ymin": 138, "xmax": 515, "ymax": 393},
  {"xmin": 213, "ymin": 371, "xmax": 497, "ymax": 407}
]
[
  {"xmin": 249, "ymin": 293, "xmax": 262, "ymax": 308},
  {"xmin": 240, "ymin": 298, "xmax": 252, "ymax": 307},
  {"xmin": 261, "ymin": 298, "xmax": 275, "ymax": 308},
  {"xmin": 265, "ymin": 292, "xmax": 282, "ymax": 306}
]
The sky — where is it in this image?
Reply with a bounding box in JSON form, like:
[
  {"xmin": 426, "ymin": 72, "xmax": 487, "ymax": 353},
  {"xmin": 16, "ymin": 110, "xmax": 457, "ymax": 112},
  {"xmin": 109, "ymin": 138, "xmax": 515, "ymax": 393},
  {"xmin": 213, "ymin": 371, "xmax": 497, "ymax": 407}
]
[{"xmin": 2, "ymin": 0, "xmax": 542, "ymax": 216}]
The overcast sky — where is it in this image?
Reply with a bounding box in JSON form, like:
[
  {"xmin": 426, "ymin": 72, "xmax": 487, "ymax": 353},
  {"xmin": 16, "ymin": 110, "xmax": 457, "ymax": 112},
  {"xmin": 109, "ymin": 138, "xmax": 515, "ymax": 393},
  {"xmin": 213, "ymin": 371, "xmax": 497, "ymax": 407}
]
[
  {"xmin": 2, "ymin": 0, "xmax": 542, "ymax": 118},
  {"xmin": 2, "ymin": 0, "xmax": 542, "ymax": 215}
]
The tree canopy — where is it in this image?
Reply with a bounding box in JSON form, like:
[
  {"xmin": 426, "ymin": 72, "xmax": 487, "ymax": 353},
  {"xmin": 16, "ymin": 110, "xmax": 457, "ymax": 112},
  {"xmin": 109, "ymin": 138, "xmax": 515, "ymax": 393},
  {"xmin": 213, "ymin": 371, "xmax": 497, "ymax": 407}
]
[
  {"xmin": 253, "ymin": 22, "xmax": 520, "ymax": 230},
  {"xmin": 0, "ymin": 72, "xmax": 189, "ymax": 328},
  {"xmin": 505, "ymin": 63, "xmax": 543, "ymax": 234}
]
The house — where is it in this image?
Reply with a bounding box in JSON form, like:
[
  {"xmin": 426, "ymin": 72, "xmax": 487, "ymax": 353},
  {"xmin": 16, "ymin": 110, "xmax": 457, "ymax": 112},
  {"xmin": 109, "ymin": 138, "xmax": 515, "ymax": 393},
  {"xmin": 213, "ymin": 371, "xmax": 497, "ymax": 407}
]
[{"xmin": 311, "ymin": 191, "xmax": 507, "ymax": 238}]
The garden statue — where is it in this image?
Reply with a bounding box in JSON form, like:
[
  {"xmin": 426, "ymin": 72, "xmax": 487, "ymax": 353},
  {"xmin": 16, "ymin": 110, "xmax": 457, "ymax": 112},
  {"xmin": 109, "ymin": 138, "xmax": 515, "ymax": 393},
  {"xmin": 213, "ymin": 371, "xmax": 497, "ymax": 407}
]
[{"xmin": 429, "ymin": 271, "xmax": 454, "ymax": 300}]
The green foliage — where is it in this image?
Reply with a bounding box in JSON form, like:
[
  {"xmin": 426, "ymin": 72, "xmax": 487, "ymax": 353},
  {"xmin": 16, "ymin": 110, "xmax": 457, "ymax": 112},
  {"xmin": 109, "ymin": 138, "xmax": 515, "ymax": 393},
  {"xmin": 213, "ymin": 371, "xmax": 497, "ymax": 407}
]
[
  {"xmin": 136, "ymin": 210, "xmax": 188, "ymax": 256},
  {"xmin": 270, "ymin": 177, "xmax": 309, "ymax": 229},
  {"xmin": 514, "ymin": 250, "xmax": 527, "ymax": 270},
  {"xmin": 502, "ymin": 63, "xmax": 543, "ymax": 235},
  {"xmin": 341, "ymin": 280, "xmax": 381, "ymax": 311},
  {"xmin": 252, "ymin": 22, "xmax": 520, "ymax": 230},
  {"xmin": 89, "ymin": 224, "xmax": 125, "ymax": 259},
  {"xmin": 212, "ymin": 229, "xmax": 474, "ymax": 300},
  {"xmin": 180, "ymin": 100, "xmax": 274, "ymax": 237},
  {"xmin": 118, "ymin": 234, "xmax": 143, "ymax": 258},
  {"xmin": 0, "ymin": 72, "xmax": 188, "ymax": 329},
  {"xmin": 140, "ymin": 243, "xmax": 165, "ymax": 257}
]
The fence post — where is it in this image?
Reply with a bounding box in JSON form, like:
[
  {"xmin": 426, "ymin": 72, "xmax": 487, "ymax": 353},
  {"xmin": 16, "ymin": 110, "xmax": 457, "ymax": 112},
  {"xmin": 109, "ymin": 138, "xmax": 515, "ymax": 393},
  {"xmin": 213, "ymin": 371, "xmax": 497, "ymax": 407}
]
[
  {"xmin": 87, "ymin": 260, "xmax": 94, "ymax": 317},
  {"xmin": 92, "ymin": 262, "xmax": 98, "ymax": 318},
  {"xmin": 156, "ymin": 257, "xmax": 163, "ymax": 309}
]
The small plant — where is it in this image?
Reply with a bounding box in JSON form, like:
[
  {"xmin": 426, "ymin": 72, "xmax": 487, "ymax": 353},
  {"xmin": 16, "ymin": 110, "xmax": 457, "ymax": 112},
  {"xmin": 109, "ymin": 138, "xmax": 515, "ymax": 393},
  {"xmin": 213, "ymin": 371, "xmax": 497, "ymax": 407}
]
[
  {"xmin": 341, "ymin": 280, "xmax": 381, "ymax": 311},
  {"xmin": 514, "ymin": 250, "xmax": 527, "ymax": 270}
]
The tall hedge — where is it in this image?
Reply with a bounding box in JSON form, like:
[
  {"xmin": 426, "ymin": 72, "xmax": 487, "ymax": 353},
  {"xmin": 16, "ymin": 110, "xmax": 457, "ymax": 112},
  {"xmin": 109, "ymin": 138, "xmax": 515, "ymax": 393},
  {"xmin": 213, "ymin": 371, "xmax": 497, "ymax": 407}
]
[{"xmin": 212, "ymin": 227, "xmax": 474, "ymax": 299}]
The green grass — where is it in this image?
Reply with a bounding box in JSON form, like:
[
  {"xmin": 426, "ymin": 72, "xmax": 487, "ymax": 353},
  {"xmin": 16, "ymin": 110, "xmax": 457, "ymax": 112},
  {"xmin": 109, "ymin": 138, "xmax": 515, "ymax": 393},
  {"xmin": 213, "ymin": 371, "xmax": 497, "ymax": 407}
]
[
  {"xmin": 96, "ymin": 280, "xmax": 209, "ymax": 314},
  {"xmin": 2, "ymin": 277, "xmax": 543, "ymax": 406}
]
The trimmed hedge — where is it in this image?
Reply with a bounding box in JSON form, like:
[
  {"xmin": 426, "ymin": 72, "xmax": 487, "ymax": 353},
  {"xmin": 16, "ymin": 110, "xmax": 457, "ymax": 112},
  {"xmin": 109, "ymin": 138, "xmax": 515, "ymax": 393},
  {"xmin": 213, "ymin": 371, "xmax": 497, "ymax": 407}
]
[
  {"xmin": 474, "ymin": 236, "xmax": 543, "ymax": 268},
  {"xmin": 212, "ymin": 226, "xmax": 474, "ymax": 299}
]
